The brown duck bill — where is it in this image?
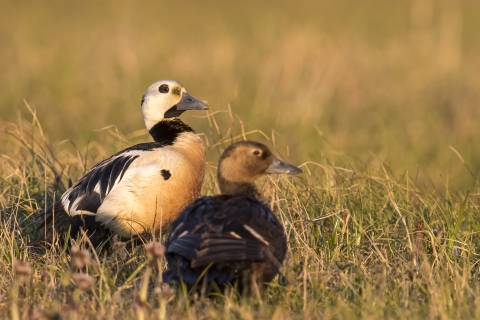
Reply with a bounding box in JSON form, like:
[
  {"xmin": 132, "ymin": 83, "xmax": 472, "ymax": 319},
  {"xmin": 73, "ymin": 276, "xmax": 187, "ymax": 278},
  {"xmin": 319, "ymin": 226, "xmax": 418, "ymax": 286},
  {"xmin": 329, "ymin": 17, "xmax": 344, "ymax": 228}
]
[{"xmin": 265, "ymin": 156, "xmax": 303, "ymax": 175}]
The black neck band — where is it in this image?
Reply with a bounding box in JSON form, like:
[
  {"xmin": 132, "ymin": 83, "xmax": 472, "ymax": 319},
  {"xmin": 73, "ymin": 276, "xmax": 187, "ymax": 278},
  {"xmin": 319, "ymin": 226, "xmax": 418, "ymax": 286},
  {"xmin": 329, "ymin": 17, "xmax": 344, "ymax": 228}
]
[{"xmin": 148, "ymin": 119, "xmax": 194, "ymax": 145}]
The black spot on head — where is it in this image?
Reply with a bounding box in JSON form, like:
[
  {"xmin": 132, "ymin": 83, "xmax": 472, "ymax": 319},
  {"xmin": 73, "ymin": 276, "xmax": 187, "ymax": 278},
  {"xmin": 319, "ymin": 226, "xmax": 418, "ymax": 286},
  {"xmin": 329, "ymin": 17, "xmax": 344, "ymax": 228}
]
[
  {"xmin": 171, "ymin": 86, "xmax": 182, "ymax": 96},
  {"xmin": 141, "ymin": 95, "xmax": 145, "ymax": 106},
  {"xmin": 159, "ymin": 84, "xmax": 169, "ymax": 93},
  {"xmin": 260, "ymin": 150, "xmax": 270, "ymax": 160},
  {"xmin": 161, "ymin": 169, "xmax": 171, "ymax": 180}
]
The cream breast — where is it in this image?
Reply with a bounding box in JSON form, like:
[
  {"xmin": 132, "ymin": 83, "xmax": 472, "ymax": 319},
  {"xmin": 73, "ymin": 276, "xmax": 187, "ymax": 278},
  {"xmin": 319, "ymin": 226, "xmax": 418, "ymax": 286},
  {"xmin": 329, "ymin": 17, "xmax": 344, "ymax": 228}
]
[{"xmin": 95, "ymin": 132, "xmax": 205, "ymax": 237}]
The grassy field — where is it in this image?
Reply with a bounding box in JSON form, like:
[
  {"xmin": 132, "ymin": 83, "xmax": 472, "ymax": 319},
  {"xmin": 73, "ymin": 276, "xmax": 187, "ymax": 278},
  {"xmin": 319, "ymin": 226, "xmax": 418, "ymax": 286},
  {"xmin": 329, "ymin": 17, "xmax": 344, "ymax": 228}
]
[{"xmin": 2, "ymin": 0, "xmax": 480, "ymax": 318}]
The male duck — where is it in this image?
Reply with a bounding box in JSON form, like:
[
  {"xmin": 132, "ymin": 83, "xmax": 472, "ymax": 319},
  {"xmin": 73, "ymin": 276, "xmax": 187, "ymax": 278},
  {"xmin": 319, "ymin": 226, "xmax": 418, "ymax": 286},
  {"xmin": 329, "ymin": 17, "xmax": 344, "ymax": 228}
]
[
  {"xmin": 162, "ymin": 141, "xmax": 302, "ymax": 293},
  {"xmin": 38, "ymin": 80, "xmax": 209, "ymax": 248}
]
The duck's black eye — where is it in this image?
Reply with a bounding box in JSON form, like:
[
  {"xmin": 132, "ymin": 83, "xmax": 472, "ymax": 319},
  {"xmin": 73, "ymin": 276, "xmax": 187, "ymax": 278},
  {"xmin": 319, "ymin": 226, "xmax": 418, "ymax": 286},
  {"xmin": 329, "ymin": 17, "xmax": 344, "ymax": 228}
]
[
  {"xmin": 159, "ymin": 84, "xmax": 169, "ymax": 94},
  {"xmin": 253, "ymin": 150, "xmax": 260, "ymax": 156}
]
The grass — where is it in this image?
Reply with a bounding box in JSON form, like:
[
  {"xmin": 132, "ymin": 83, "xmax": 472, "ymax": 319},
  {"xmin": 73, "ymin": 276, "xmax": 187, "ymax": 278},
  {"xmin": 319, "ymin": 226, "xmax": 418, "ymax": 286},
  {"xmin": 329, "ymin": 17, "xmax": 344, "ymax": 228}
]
[
  {"xmin": 2, "ymin": 0, "xmax": 480, "ymax": 318},
  {"xmin": 2, "ymin": 0, "xmax": 480, "ymax": 190},
  {"xmin": 1, "ymin": 108, "xmax": 480, "ymax": 319}
]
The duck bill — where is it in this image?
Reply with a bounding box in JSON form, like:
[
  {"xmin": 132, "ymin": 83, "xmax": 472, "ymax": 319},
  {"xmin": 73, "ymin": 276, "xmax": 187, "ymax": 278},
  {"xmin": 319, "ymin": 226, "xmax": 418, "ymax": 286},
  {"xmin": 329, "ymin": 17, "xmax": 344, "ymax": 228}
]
[
  {"xmin": 266, "ymin": 156, "xmax": 303, "ymax": 175},
  {"xmin": 176, "ymin": 92, "xmax": 210, "ymax": 111}
]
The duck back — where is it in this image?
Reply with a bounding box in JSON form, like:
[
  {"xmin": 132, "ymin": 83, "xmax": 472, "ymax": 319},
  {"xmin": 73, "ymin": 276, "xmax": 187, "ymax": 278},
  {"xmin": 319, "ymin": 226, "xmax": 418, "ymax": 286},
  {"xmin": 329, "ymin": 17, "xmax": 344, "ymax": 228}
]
[{"xmin": 163, "ymin": 195, "xmax": 287, "ymax": 291}]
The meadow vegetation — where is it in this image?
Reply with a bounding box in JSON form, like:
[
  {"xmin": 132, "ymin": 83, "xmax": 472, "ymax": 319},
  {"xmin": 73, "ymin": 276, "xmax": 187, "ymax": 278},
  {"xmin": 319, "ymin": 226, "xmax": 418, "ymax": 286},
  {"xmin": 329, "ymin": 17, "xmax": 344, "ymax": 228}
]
[{"xmin": 1, "ymin": 0, "xmax": 480, "ymax": 318}]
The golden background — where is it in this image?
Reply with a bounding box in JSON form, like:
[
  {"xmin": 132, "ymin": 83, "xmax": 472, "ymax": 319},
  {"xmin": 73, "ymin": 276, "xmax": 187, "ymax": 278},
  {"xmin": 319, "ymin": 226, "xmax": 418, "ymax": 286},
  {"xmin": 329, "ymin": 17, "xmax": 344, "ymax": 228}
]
[{"xmin": 1, "ymin": 0, "xmax": 480, "ymax": 190}]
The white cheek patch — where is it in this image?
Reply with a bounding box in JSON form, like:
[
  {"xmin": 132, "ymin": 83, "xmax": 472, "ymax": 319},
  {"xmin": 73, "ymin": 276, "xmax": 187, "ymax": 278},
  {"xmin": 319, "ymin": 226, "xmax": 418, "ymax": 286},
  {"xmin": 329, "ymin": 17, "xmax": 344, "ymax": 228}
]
[
  {"xmin": 243, "ymin": 225, "xmax": 269, "ymax": 245},
  {"xmin": 142, "ymin": 87, "xmax": 184, "ymax": 129}
]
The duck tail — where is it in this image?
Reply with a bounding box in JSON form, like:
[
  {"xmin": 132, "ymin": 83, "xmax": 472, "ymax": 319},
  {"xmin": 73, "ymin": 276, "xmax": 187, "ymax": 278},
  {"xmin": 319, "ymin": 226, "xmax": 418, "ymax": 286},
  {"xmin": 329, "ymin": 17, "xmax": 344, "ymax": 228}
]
[{"xmin": 29, "ymin": 202, "xmax": 71, "ymax": 251}]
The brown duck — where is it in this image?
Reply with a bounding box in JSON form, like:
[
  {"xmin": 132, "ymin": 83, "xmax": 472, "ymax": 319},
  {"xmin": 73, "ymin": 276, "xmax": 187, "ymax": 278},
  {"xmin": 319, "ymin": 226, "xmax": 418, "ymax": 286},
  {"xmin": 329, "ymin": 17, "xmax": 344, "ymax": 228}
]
[{"xmin": 163, "ymin": 141, "xmax": 302, "ymax": 293}]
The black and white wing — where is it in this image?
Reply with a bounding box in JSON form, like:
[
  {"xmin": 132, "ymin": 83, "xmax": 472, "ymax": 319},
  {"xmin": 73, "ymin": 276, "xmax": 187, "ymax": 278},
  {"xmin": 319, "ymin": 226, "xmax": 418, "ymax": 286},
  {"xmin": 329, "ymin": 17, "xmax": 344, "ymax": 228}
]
[{"xmin": 60, "ymin": 143, "xmax": 161, "ymax": 217}]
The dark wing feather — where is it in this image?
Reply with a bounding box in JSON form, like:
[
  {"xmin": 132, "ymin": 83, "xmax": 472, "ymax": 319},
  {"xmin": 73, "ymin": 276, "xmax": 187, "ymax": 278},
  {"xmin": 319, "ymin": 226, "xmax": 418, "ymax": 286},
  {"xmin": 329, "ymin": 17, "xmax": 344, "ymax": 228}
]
[
  {"xmin": 75, "ymin": 192, "xmax": 101, "ymax": 213},
  {"xmin": 118, "ymin": 156, "xmax": 137, "ymax": 183},
  {"xmin": 166, "ymin": 234, "xmax": 202, "ymax": 261},
  {"xmin": 105, "ymin": 156, "xmax": 134, "ymax": 195},
  {"xmin": 64, "ymin": 151, "xmax": 141, "ymax": 215},
  {"xmin": 163, "ymin": 196, "xmax": 287, "ymax": 287},
  {"xmin": 192, "ymin": 234, "xmax": 265, "ymax": 267},
  {"xmin": 35, "ymin": 142, "xmax": 165, "ymax": 249}
]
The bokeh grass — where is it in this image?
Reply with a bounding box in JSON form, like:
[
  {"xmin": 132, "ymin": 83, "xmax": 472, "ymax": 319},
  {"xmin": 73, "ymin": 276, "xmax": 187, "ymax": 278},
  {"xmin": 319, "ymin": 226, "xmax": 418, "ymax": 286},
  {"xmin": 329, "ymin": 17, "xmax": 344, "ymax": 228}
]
[
  {"xmin": 2, "ymin": 0, "xmax": 480, "ymax": 318},
  {"xmin": 2, "ymin": 0, "xmax": 480, "ymax": 189}
]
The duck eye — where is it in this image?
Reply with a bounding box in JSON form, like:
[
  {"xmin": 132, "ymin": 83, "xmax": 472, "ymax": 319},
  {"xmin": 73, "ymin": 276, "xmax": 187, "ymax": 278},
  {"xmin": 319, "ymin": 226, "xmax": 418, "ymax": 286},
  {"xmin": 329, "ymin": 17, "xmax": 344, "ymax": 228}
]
[
  {"xmin": 253, "ymin": 150, "xmax": 260, "ymax": 156},
  {"xmin": 159, "ymin": 84, "xmax": 169, "ymax": 94}
]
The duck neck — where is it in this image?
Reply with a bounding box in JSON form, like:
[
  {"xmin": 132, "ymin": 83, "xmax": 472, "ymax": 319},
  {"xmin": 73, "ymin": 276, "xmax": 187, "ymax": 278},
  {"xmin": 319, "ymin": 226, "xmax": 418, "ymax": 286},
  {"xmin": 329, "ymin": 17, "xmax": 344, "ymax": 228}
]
[
  {"xmin": 218, "ymin": 175, "xmax": 263, "ymax": 200},
  {"xmin": 148, "ymin": 118, "xmax": 194, "ymax": 145}
]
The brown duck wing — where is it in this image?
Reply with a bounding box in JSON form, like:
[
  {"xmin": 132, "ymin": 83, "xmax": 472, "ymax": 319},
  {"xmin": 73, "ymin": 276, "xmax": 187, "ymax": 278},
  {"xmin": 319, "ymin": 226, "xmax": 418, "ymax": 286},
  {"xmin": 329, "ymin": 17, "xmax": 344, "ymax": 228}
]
[
  {"xmin": 163, "ymin": 196, "xmax": 287, "ymax": 285},
  {"xmin": 192, "ymin": 232, "xmax": 266, "ymax": 267}
]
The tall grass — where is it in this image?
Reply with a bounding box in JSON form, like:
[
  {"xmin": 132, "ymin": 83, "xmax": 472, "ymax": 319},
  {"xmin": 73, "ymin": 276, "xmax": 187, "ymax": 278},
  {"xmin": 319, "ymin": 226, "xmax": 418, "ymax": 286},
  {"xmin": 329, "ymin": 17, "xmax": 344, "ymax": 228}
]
[
  {"xmin": 1, "ymin": 0, "xmax": 480, "ymax": 189},
  {"xmin": 1, "ymin": 108, "xmax": 480, "ymax": 319},
  {"xmin": 2, "ymin": 0, "xmax": 480, "ymax": 318}
]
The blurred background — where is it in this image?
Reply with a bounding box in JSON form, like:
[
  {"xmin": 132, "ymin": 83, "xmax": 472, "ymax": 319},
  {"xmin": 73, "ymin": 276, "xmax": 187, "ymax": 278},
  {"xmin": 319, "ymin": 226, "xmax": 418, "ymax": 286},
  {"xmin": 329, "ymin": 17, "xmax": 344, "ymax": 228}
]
[{"xmin": 1, "ymin": 0, "xmax": 480, "ymax": 190}]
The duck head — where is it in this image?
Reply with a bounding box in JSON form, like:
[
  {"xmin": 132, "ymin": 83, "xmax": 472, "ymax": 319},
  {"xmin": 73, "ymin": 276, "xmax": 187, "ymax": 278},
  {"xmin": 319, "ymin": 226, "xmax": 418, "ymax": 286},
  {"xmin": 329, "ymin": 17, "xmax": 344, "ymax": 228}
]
[
  {"xmin": 218, "ymin": 141, "xmax": 302, "ymax": 196},
  {"xmin": 141, "ymin": 80, "xmax": 209, "ymax": 130}
]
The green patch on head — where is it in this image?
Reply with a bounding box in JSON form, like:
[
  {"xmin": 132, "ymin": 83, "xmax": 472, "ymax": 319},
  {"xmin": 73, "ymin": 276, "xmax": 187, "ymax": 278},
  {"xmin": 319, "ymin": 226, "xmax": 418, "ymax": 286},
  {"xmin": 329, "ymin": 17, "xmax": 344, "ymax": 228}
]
[{"xmin": 172, "ymin": 86, "xmax": 181, "ymax": 96}]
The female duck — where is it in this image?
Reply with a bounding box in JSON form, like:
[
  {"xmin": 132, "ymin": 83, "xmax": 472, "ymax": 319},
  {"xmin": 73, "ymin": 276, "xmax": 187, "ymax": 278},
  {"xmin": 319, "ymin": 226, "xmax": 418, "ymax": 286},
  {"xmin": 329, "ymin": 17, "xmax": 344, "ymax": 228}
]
[
  {"xmin": 39, "ymin": 80, "xmax": 209, "ymax": 248},
  {"xmin": 163, "ymin": 141, "xmax": 302, "ymax": 292}
]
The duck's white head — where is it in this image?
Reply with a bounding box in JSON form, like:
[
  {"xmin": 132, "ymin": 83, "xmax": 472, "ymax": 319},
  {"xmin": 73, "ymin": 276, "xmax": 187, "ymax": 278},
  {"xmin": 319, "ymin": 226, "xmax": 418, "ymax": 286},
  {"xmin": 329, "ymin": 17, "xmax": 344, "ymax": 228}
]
[{"xmin": 141, "ymin": 80, "xmax": 209, "ymax": 130}]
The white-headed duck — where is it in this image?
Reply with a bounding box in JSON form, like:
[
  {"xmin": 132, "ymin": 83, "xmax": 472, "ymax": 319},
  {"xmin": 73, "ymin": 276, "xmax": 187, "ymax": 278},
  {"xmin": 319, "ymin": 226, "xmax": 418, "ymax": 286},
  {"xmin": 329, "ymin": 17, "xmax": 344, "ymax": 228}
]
[{"xmin": 38, "ymin": 80, "xmax": 209, "ymax": 248}]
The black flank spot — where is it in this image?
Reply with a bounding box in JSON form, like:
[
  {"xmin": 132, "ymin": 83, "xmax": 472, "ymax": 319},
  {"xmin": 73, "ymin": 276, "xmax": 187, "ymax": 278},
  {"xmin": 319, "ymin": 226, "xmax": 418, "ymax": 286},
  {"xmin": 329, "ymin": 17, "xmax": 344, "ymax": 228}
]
[
  {"xmin": 141, "ymin": 95, "xmax": 145, "ymax": 106},
  {"xmin": 161, "ymin": 169, "xmax": 171, "ymax": 180}
]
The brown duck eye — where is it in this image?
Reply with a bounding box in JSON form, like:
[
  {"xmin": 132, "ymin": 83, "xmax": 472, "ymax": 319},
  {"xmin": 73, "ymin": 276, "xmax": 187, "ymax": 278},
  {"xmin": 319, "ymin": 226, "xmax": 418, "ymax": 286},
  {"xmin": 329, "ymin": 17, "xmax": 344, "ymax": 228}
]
[
  {"xmin": 159, "ymin": 84, "xmax": 169, "ymax": 93},
  {"xmin": 253, "ymin": 150, "xmax": 260, "ymax": 156}
]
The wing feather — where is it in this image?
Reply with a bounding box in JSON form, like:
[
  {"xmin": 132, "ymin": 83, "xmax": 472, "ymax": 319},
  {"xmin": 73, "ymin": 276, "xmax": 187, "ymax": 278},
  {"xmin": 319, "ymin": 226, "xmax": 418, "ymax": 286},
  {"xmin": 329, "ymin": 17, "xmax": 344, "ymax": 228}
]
[
  {"xmin": 192, "ymin": 235, "xmax": 265, "ymax": 267},
  {"xmin": 163, "ymin": 196, "xmax": 287, "ymax": 286},
  {"xmin": 75, "ymin": 192, "xmax": 102, "ymax": 214},
  {"xmin": 106, "ymin": 156, "xmax": 130, "ymax": 194},
  {"xmin": 167, "ymin": 234, "xmax": 202, "ymax": 261},
  {"xmin": 61, "ymin": 144, "xmax": 160, "ymax": 216}
]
